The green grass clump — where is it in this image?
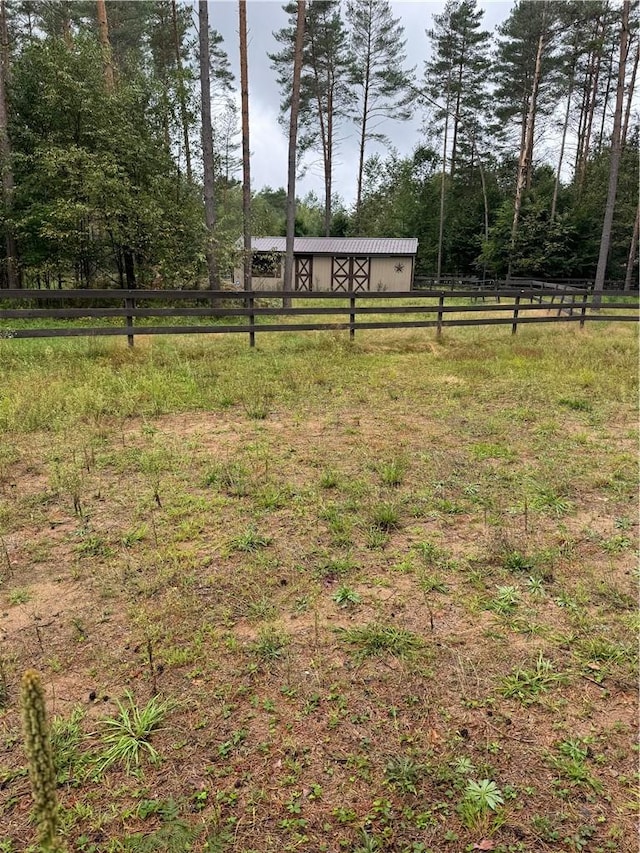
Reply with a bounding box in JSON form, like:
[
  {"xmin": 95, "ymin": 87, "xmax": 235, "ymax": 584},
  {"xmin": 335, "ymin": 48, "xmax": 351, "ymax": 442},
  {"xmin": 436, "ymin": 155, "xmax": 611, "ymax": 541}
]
[
  {"xmin": 97, "ymin": 692, "xmax": 173, "ymax": 775},
  {"xmin": 369, "ymin": 502, "xmax": 400, "ymax": 530},
  {"xmin": 228, "ymin": 527, "xmax": 272, "ymax": 553},
  {"xmin": 338, "ymin": 623, "xmax": 424, "ymax": 660},
  {"xmin": 500, "ymin": 653, "xmax": 566, "ymax": 704}
]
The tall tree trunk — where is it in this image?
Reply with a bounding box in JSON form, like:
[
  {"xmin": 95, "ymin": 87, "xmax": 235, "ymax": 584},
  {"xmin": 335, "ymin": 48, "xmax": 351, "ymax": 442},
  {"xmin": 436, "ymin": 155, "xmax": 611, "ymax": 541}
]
[
  {"xmin": 60, "ymin": 1, "xmax": 73, "ymax": 47},
  {"xmin": 354, "ymin": 15, "xmax": 372, "ymax": 231},
  {"xmin": 621, "ymin": 38, "xmax": 638, "ymax": 145},
  {"xmin": 308, "ymin": 26, "xmax": 331, "ymax": 237},
  {"xmin": 624, "ymin": 202, "xmax": 640, "ymax": 290},
  {"xmin": 0, "ymin": 0, "xmax": 17, "ymax": 288},
  {"xmin": 509, "ymin": 21, "xmax": 545, "ymax": 275},
  {"xmin": 593, "ymin": 0, "xmax": 630, "ymax": 308},
  {"xmin": 577, "ymin": 15, "xmax": 605, "ymax": 191},
  {"xmin": 239, "ymin": 1, "xmax": 251, "ymax": 294},
  {"xmin": 450, "ymin": 32, "xmax": 467, "ymax": 180},
  {"xmin": 284, "ymin": 0, "xmax": 305, "ymax": 304},
  {"xmin": 551, "ymin": 63, "xmax": 575, "ymax": 222},
  {"xmin": 124, "ymin": 248, "xmax": 136, "ymax": 288},
  {"xmin": 596, "ymin": 40, "xmax": 616, "ymax": 152},
  {"xmin": 624, "ymin": 200, "xmax": 639, "ymax": 291},
  {"xmin": 436, "ymin": 82, "xmax": 451, "ymax": 285},
  {"xmin": 96, "ymin": 0, "xmax": 114, "ymax": 92},
  {"xmin": 172, "ymin": 0, "xmax": 192, "ymax": 181},
  {"xmin": 324, "ymin": 85, "xmax": 333, "ymax": 237},
  {"xmin": 473, "ymin": 131, "xmax": 490, "ymax": 283},
  {"xmin": 198, "ymin": 0, "xmax": 218, "ymax": 292}
]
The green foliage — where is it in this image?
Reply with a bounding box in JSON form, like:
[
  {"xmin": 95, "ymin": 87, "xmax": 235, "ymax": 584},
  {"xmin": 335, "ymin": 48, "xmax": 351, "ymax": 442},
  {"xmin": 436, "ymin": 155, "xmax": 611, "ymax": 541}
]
[
  {"xmin": 252, "ymin": 626, "xmax": 290, "ymax": 661},
  {"xmin": 337, "ymin": 623, "xmax": 424, "ymax": 660},
  {"xmin": 332, "ymin": 585, "xmax": 362, "ymax": 607},
  {"xmin": 458, "ymin": 778, "xmax": 504, "ymax": 827},
  {"xmin": 501, "ymin": 653, "xmax": 566, "ymax": 704},
  {"xmin": 384, "ymin": 756, "xmax": 423, "ymax": 793},
  {"xmin": 97, "ymin": 692, "xmax": 173, "ymax": 775},
  {"xmin": 228, "ymin": 526, "xmax": 272, "ymax": 553}
]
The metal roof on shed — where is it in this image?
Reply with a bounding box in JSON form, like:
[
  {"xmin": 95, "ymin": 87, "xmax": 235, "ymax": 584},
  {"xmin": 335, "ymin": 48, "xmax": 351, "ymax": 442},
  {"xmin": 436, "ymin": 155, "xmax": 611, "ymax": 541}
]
[{"xmin": 248, "ymin": 237, "xmax": 418, "ymax": 255}]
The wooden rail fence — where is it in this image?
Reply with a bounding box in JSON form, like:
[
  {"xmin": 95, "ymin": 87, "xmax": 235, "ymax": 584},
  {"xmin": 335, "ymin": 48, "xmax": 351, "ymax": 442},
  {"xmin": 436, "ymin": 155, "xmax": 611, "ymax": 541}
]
[{"xmin": 0, "ymin": 287, "xmax": 637, "ymax": 347}]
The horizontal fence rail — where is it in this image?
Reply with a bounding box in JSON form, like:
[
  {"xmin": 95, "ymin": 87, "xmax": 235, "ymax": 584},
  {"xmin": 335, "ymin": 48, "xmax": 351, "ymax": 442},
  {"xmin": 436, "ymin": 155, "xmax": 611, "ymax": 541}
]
[{"xmin": 0, "ymin": 287, "xmax": 637, "ymax": 346}]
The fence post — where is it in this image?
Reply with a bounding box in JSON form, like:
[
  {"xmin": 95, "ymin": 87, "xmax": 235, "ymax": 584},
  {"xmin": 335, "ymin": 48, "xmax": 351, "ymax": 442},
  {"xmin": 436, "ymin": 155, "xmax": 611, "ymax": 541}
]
[
  {"xmin": 349, "ymin": 294, "xmax": 356, "ymax": 341},
  {"xmin": 125, "ymin": 293, "xmax": 135, "ymax": 347},
  {"xmin": 436, "ymin": 293, "xmax": 444, "ymax": 337},
  {"xmin": 512, "ymin": 293, "xmax": 521, "ymax": 335},
  {"xmin": 248, "ymin": 291, "xmax": 255, "ymax": 348},
  {"xmin": 579, "ymin": 290, "xmax": 588, "ymax": 329}
]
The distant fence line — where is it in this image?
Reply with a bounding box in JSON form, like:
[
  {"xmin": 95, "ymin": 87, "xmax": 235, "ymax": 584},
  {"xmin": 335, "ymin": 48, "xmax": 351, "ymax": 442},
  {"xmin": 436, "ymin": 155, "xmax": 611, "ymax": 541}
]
[
  {"xmin": 0, "ymin": 286, "xmax": 637, "ymax": 348},
  {"xmin": 413, "ymin": 276, "xmax": 634, "ymax": 292}
]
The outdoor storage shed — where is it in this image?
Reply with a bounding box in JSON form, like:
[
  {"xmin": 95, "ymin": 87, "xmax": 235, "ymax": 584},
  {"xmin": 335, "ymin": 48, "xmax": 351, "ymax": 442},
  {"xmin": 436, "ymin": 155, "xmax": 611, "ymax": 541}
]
[{"xmin": 235, "ymin": 237, "xmax": 418, "ymax": 292}]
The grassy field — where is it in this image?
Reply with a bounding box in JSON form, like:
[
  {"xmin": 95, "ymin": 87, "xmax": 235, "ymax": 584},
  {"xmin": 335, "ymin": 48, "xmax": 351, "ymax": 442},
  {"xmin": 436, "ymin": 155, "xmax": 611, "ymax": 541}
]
[{"xmin": 0, "ymin": 321, "xmax": 638, "ymax": 853}]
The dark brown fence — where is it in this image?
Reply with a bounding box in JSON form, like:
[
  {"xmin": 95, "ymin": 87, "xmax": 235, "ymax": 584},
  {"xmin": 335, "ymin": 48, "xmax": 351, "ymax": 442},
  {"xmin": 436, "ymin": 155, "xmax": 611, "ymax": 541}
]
[{"xmin": 0, "ymin": 287, "xmax": 637, "ymax": 347}]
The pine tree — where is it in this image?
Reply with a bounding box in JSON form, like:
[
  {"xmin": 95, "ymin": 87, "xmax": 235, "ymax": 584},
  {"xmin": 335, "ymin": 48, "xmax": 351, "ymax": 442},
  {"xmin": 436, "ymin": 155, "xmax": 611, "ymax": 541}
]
[
  {"xmin": 271, "ymin": 0, "xmax": 354, "ymax": 236},
  {"xmin": 198, "ymin": 0, "xmax": 218, "ymax": 291},
  {"xmin": 0, "ymin": 0, "xmax": 18, "ymax": 287},
  {"xmin": 238, "ymin": 0, "xmax": 251, "ymax": 299},
  {"xmin": 346, "ymin": 0, "xmax": 414, "ymax": 230},
  {"xmin": 424, "ymin": 0, "xmax": 490, "ymax": 279},
  {"xmin": 593, "ymin": 0, "xmax": 631, "ymax": 305},
  {"xmin": 494, "ymin": 1, "xmax": 561, "ymax": 275},
  {"xmin": 284, "ymin": 0, "xmax": 305, "ymax": 301}
]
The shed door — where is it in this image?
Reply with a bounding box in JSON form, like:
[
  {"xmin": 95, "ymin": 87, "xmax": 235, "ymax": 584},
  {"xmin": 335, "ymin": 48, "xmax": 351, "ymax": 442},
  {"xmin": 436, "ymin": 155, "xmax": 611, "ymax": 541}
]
[
  {"xmin": 331, "ymin": 256, "xmax": 370, "ymax": 291},
  {"xmin": 295, "ymin": 256, "xmax": 313, "ymax": 291}
]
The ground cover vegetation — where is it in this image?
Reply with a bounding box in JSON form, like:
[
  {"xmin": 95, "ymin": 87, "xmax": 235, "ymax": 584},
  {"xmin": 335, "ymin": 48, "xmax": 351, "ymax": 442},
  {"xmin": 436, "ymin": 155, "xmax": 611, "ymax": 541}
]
[
  {"xmin": 0, "ymin": 0, "xmax": 637, "ymax": 291},
  {"xmin": 0, "ymin": 320, "xmax": 637, "ymax": 851}
]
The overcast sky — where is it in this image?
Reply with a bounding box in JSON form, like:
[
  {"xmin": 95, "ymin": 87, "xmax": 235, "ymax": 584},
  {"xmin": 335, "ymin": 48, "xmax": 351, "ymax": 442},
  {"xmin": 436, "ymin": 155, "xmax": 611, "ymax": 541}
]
[{"xmin": 207, "ymin": 1, "xmax": 514, "ymax": 205}]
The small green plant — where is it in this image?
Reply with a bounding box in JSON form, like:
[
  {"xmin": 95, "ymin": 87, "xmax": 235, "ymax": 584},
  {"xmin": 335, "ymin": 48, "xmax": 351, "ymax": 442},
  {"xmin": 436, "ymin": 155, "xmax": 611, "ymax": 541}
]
[
  {"xmin": 500, "ymin": 653, "xmax": 566, "ymax": 704},
  {"xmin": 243, "ymin": 393, "xmax": 271, "ymax": 420},
  {"xmin": 252, "ymin": 626, "xmax": 289, "ymax": 661},
  {"xmin": 9, "ymin": 587, "xmax": 31, "ymax": 605},
  {"xmin": 21, "ymin": 670, "xmax": 65, "ymax": 852},
  {"xmin": 228, "ymin": 526, "xmax": 272, "ymax": 553},
  {"xmin": 75, "ymin": 533, "xmax": 113, "ymax": 558},
  {"xmin": 319, "ymin": 469, "xmax": 339, "ymax": 489},
  {"xmin": 332, "ymin": 585, "xmax": 361, "ymax": 608},
  {"xmin": 414, "ymin": 541, "xmax": 443, "ymax": 564},
  {"xmin": 365, "ymin": 526, "xmax": 389, "ymax": 549},
  {"xmin": 502, "ymin": 549, "xmax": 534, "ymax": 573},
  {"xmin": 97, "ymin": 692, "xmax": 173, "ymax": 775},
  {"xmin": 378, "ymin": 458, "xmax": 407, "ymax": 487},
  {"xmin": 122, "ymin": 525, "xmax": 148, "ymax": 548},
  {"xmin": 205, "ymin": 461, "xmax": 250, "ymax": 496},
  {"xmin": 384, "ymin": 756, "xmax": 422, "ymax": 793},
  {"xmin": 370, "ymin": 502, "xmax": 400, "ymax": 530},
  {"xmin": 353, "ymin": 831, "xmax": 382, "ymax": 853},
  {"xmin": 488, "ymin": 585, "xmax": 520, "ymax": 615},
  {"xmin": 50, "ymin": 706, "xmax": 86, "ymax": 784},
  {"xmin": 338, "ymin": 623, "xmax": 424, "ymax": 661},
  {"xmin": 526, "ymin": 575, "xmax": 545, "ymax": 597},
  {"xmin": 459, "ymin": 778, "xmax": 504, "ymax": 827},
  {"xmin": 419, "ymin": 573, "xmax": 448, "ymax": 593},
  {"xmin": 558, "ymin": 397, "xmax": 593, "ymax": 412},
  {"xmin": 530, "ymin": 488, "xmax": 573, "ymax": 517},
  {"xmin": 548, "ymin": 739, "xmax": 603, "ymax": 793}
]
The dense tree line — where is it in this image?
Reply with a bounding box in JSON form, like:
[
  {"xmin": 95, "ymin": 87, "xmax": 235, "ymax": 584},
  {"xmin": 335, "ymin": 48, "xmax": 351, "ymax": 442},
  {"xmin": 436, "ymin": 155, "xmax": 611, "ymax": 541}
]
[{"xmin": 0, "ymin": 0, "xmax": 637, "ymax": 289}]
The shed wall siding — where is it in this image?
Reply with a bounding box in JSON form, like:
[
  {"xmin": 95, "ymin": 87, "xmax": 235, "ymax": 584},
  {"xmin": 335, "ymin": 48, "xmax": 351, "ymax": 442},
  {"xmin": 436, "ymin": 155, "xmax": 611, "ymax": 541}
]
[
  {"xmin": 234, "ymin": 254, "xmax": 415, "ymax": 292},
  {"xmin": 370, "ymin": 257, "xmax": 413, "ymax": 291}
]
